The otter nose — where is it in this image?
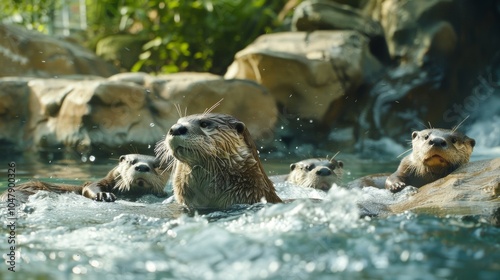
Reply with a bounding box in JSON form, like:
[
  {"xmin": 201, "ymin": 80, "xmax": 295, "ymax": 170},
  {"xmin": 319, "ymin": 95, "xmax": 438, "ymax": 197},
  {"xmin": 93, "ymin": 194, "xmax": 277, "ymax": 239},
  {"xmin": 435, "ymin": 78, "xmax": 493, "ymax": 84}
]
[
  {"xmin": 170, "ymin": 124, "xmax": 188, "ymax": 136},
  {"xmin": 315, "ymin": 167, "xmax": 332, "ymax": 176},
  {"xmin": 135, "ymin": 164, "xmax": 151, "ymax": 172},
  {"xmin": 429, "ymin": 136, "xmax": 447, "ymax": 147}
]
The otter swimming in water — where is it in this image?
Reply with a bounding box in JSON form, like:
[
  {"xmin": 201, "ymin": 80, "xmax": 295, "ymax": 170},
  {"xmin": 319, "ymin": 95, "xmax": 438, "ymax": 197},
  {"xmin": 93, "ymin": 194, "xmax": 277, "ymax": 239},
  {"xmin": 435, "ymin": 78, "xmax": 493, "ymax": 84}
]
[
  {"xmin": 286, "ymin": 158, "xmax": 344, "ymax": 191},
  {"xmin": 1, "ymin": 154, "xmax": 168, "ymax": 202},
  {"xmin": 81, "ymin": 153, "xmax": 168, "ymax": 201},
  {"xmin": 155, "ymin": 113, "xmax": 282, "ymax": 210},
  {"xmin": 386, "ymin": 128, "xmax": 475, "ymax": 193}
]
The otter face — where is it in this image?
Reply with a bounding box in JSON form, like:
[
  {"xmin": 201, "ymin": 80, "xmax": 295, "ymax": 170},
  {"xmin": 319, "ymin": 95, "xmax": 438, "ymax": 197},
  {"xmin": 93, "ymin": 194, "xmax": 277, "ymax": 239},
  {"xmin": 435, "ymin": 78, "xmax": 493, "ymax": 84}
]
[
  {"xmin": 165, "ymin": 113, "xmax": 248, "ymax": 166},
  {"xmin": 288, "ymin": 158, "xmax": 344, "ymax": 191},
  {"xmin": 411, "ymin": 129, "xmax": 475, "ymax": 169},
  {"xmin": 114, "ymin": 154, "xmax": 167, "ymax": 195}
]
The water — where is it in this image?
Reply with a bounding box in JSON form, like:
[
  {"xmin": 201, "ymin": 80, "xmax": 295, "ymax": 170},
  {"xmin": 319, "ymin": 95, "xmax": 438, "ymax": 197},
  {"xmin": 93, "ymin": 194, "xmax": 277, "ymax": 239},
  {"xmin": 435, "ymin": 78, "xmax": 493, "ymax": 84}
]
[{"xmin": 1, "ymin": 153, "xmax": 499, "ymax": 280}]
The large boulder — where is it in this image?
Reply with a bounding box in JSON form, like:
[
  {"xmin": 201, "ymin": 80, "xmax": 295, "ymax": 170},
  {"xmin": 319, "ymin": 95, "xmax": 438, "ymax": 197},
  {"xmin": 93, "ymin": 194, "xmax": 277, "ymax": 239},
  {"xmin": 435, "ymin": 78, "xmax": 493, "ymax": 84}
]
[
  {"xmin": 280, "ymin": 0, "xmax": 500, "ymax": 153},
  {"xmin": 145, "ymin": 72, "xmax": 278, "ymax": 142},
  {"xmin": 292, "ymin": 0, "xmax": 390, "ymax": 63},
  {"xmin": 0, "ymin": 73, "xmax": 277, "ymax": 156},
  {"xmin": 366, "ymin": 0, "xmax": 457, "ymax": 66},
  {"xmin": 225, "ymin": 30, "xmax": 383, "ymax": 122},
  {"xmin": 0, "ymin": 23, "xmax": 118, "ymax": 78}
]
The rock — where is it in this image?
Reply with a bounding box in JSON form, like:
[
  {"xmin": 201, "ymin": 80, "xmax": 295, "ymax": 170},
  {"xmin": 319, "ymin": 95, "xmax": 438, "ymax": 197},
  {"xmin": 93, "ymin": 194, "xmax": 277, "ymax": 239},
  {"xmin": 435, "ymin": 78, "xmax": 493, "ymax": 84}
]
[
  {"xmin": 366, "ymin": 0, "xmax": 459, "ymax": 65},
  {"xmin": 225, "ymin": 30, "xmax": 383, "ymax": 122},
  {"xmin": 389, "ymin": 158, "xmax": 500, "ymax": 225},
  {"xmin": 1, "ymin": 73, "xmax": 277, "ymax": 156},
  {"xmin": 0, "ymin": 23, "xmax": 118, "ymax": 78},
  {"xmin": 0, "ymin": 77, "xmax": 32, "ymax": 152},
  {"xmin": 147, "ymin": 72, "xmax": 278, "ymax": 142},
  {"xmin": 292, "ymin": 0, "xmax": 390, "ymax": 63}
]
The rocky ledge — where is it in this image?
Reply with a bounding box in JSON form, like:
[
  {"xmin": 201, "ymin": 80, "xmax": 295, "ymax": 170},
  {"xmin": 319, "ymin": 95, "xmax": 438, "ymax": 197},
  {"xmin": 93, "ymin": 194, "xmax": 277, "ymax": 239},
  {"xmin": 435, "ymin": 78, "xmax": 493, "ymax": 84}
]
[
  {"xmin": 356, "ymin": 158, "xmax": 500, "ymax": 226},
  {"xmin": 389, "ymin": 158, "xmax": 500, "ymax": 225},
  {"xmin": 0, "ymin": 72, "xmax": 277, "ymax": 156}
]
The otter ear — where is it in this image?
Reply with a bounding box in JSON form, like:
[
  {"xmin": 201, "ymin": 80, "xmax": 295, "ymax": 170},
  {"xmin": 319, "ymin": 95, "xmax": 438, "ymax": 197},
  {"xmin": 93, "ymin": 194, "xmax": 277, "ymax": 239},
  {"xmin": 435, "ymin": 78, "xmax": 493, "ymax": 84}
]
[
  {"xmin": 119, "ymin": 155, "xmax": 126, "ymax": 162},
  {"xmin": 290, "ymin": 163, "xmax": 296, "ymax": 171},
  {"xmin": 337, "ymin": 161, "xmax": 344, "ymax": 168},
  {"xmin": 411, "ymin": 131, "xmax": 418, "ymax": 139},
  {"xmin": 234, "ymin": 121, "xmax": 245, "ymax": 134}
]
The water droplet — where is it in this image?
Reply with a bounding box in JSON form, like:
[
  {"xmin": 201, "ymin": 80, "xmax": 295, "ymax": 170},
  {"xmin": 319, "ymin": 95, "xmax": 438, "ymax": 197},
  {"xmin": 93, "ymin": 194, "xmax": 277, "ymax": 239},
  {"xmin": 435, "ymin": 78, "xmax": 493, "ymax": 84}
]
[
  {"xmin": 145, "ymin": 261, "xmax": 156, "ymax": 272},
  {"xmin": 89, "ymin": 155, "xmax": 96, "ymax": 162},
  {"xmin": 150, "ymin": 123, "xmax": 155, "ymax": 127},
  {"xmin": 400, "ymin": 250, "xmax": 410, "ymax": 262}
]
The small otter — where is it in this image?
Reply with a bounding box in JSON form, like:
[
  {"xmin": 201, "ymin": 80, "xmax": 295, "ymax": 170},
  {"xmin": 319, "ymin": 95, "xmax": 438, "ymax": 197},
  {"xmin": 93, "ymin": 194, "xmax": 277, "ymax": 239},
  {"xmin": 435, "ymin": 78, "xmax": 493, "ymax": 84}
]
[
  {"xmin": 81, "ymin": 154, "xmax": 168, "ymax": 201},
  {"xmin": 386, "ymin": 128, "xmax": 475, "ymax": 193},
  {"xmin": 155, "ymin": 113, "xmax": 282, "ymax": 210},
  {"xmin": 286, "ymin": 158, "xmax": 344, "ymax": 191},
  {"xmin": 1, "ymin": 154, "xmax": 168, "ymax": 202}
]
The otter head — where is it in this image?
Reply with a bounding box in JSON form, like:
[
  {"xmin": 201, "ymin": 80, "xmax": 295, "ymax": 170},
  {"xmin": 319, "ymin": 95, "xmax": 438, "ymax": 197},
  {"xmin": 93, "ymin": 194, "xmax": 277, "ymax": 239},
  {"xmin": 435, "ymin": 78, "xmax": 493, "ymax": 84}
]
[
  {"xmin": 156, "ymin": 113, "xmax": 280, "ymax": 209},
  {"xmin": 113, "ymin": 154, "xmax": 167, "ymax": 196},
  {"xmin": 165, "ymin": 113, "xmax": 250, "ymax": 166},
  {"xmin": 288, "ymin": 158, "xmax": 344, "ymax": 191},
  {"xmin": 411, "ymin": 129, "xmax": 475, "ymax": 173}
]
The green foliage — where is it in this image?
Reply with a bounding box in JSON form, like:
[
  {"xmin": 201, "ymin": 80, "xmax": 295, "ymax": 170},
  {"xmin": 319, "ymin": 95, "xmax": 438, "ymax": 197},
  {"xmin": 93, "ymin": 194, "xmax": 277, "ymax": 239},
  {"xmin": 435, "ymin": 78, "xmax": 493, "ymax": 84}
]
[
  {"xmin": 1, "ymin": 0, "xmax": 287, "ymax": 74},
  {"xmin": 0, "ymin": 0, "xmax": 58, "ymax": 33},
  {"xmin": 104, "ymin": 0, "xmax": 287, "ymax": 74}
]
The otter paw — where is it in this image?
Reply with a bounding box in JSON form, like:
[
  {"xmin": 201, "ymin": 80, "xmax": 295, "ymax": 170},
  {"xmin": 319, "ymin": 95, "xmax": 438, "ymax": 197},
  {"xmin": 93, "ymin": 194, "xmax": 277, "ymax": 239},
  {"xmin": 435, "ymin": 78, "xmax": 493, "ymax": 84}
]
[
  {"xmin": 389, "ymin": 182, "xmax": 406, "ymax": 193},
  {"xmin": 95, "ymin": 192, "xmax": 116, "ymax": 202}
]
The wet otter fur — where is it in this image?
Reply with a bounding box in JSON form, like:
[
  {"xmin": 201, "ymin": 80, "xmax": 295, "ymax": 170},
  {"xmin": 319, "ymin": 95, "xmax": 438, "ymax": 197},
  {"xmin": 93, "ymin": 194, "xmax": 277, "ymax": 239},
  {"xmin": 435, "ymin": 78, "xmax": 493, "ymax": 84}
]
[
  {"xmin": 286, "ymin": 158, "xmax": 344, "ymax": 191},
  {"xmin": 386, "ymin": 128, "xmax": 475, "ymax": 193},
  {"xmin": 81, "ymin": 154, "xmax": 168, "ymax": 201},
  {"xmin": 1, "ymin": 154, "xmax": 168, "ymax": 202},
  {"xmin": 155, "ymin": 113, "xmax": 282, "ymax": 210}
]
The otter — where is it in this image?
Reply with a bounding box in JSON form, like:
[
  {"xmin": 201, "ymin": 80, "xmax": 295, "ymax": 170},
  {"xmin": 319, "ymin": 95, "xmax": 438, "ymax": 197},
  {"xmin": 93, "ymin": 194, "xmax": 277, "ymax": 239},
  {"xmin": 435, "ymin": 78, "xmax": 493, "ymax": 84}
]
[
  {"xmin": 286, "ymin": 158, "xmax": 344, "ymax": 191},
  {"xmin": 81, "ymin": 153, "xmax": 168, "ymax": 201},
  {"xmin": 155, "ymin": 113, "xmax": 282, "ymax": 210},
  {"xmin": 1, "ymin": 154, "xmax": 168, "ymax": 202},
  {"xmin": 386, "ymin": 128, "xmax": 475, "ymax": 193}
]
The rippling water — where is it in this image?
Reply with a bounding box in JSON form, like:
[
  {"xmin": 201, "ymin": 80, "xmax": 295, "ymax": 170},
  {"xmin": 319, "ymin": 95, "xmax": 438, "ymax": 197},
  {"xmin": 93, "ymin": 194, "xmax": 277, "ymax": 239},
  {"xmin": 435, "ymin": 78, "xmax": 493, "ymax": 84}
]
[{"xmin": 1, "ymin": 154, "xmax": 499, "ymax": 280}]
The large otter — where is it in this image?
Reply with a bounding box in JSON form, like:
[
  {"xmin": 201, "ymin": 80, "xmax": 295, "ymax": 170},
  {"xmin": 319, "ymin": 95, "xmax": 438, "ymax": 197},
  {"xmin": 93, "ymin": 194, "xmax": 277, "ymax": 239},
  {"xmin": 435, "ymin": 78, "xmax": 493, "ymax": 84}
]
[
  {"xmin": 386, "ymin": 128, "xmax": 475, "ymax": 192},
  {"xmin": 286, "ymin": 158, "xmax": 344, "ymax": 191},
  {"xmin": 1, "ymin": 154, "xmax": 168, "ymax": 202},
  {"xmin": 155, "ymin": 113, "xmax": 282, "ymax": 210}
]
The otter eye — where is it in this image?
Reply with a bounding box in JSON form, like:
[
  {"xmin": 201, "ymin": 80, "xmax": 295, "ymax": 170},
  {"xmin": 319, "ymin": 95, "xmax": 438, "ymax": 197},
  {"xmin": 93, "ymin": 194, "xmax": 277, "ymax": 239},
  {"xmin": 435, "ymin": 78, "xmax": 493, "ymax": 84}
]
[
  {"xmin": 451, "ymin": 137, "xmax": 457, "ymax": 144},
  {"xmin": 306, "ymin": 164, "xmax": 315, "ymax": 171},
  {"xmin": 199, "ymin": 120, "xmax": 210, "ymax": 128},
  {"xmin": 424, "ymin": 134, "xmax": 430, "ymax": 140}
]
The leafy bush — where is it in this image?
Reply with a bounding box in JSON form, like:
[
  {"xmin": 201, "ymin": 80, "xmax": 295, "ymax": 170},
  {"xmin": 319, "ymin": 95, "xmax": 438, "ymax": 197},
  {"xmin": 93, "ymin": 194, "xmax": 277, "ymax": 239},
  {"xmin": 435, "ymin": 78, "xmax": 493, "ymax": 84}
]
[{"xmin": 103, "ymin": 0, "xmax": 287, "ymax": 74}]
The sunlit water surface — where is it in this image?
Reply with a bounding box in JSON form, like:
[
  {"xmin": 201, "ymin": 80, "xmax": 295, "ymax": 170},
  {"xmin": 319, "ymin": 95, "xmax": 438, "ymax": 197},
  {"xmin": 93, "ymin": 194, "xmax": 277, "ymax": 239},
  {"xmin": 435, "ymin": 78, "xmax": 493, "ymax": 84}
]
[{"xmin": 0, "ymin": 153, "xmax": 499, "ymax": 280}]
